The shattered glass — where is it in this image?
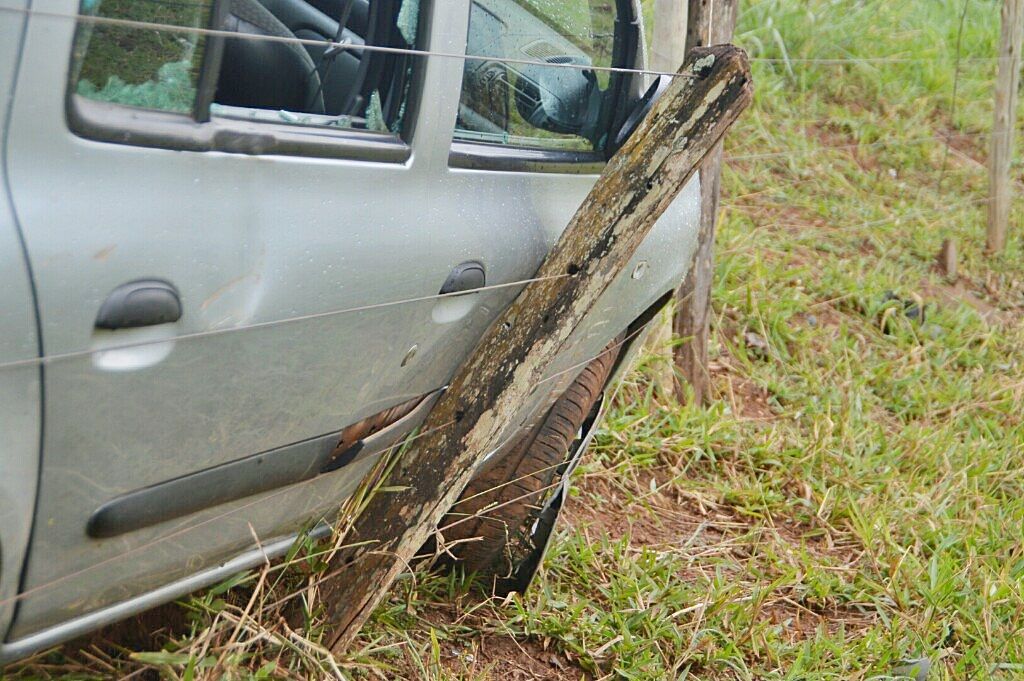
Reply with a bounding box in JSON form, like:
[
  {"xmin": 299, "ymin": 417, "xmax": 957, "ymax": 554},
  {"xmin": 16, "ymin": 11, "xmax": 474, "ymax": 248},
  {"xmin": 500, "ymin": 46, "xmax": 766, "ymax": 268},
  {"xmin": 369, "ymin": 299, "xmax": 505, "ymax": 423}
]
[
  {"xmin": 72, "ymin": 0, "xmax": 213, "ymax": 114},
  {"xmin": 454, "ymin": 0, "xmax": 617, "ymax": 152}
]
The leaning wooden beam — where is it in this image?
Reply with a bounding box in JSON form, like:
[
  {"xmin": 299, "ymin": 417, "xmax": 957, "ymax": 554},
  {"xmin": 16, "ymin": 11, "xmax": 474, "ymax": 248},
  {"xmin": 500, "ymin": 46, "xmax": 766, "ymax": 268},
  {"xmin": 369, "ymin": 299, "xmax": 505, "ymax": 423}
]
[{"xmin": 308, "ymin": 45, "xmax": 753, "ymax": 653}]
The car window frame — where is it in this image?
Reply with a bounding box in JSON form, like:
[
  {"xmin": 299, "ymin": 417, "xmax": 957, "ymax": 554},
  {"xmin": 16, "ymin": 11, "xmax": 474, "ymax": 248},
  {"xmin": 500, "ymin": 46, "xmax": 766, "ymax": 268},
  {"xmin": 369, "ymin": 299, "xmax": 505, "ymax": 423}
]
[
  {"xmin": 65, "ymin": 0, "xmax": 429, "ymax": 164},
  {"xmin": 449, "ymin": 0, "xmax": 642, "ymax": 174}
]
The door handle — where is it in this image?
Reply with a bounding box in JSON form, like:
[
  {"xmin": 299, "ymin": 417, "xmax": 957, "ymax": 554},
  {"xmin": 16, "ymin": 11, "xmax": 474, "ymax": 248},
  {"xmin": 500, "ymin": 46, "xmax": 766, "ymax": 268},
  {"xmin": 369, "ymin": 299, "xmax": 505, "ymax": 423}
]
[
  {"xmin": 95, "ymin": 279, "xmax": 182, "ymax": 330},
  {"xmin": 439, "ymin": 261, "xmax": 485, "ymax": 295}
]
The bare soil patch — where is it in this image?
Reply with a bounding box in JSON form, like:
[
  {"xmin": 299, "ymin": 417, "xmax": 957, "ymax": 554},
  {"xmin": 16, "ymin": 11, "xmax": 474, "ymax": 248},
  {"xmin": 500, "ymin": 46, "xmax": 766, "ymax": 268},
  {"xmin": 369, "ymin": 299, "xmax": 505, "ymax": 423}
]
[
  {"xmin": 762, "ymin": 600, "xmax": 878, "ymax": 642},
  {"xmin": 922, "ymin": 279, "xmax": 1014, "ymax": 326},
  {"xmin": 442, "ymin": 635, "xmax": 586, "ymax": 681},
  {"xmin": 709, "ymin": 361, "xmax": 776, "ymax": 419},
  {"xmin": 390, "ymin": 603, "xmax": 589, "ymax": 681}
]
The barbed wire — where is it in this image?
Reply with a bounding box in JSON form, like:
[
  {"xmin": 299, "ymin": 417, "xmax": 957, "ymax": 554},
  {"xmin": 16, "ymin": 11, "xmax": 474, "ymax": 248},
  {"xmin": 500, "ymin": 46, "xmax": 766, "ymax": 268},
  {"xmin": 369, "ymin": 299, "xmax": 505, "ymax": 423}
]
[
  {"xmin": 0, "ymin": 195, "xmax": 993, "ymax": 635},
  {"xmin": 725, "ymin": 197, "xmax": 991, "ymax": 234},
  {"xmin": 725, "ymin": 124, "xmax": 998, "ymax": 157},
  {"xmin": 0, "ymin": 416, "xmax": 451, "ymax": 611},
  {"xmin": 937, "ymin": 0, "xmax": 974, "ymax": 195},
  {"xmin": 721, "ymin": 144, "xmax": 996, "ymax": 206},
  {"xmin": 749, "ymin": 55, "xmax": 1011, "ymax": 64},
  {"xmin": 725, "ymin": 130, "xmax": 1004, "ymax": 162},
  {"xmin": 19, "ymin": 134, "xmax": 992, "ymax": 376},
  {"xmin": 2, "ymin": 129, "xmax": 991, "ymax": 376},
  {"xmin": 10, "ymin": 131, "xmax": 974, "ymax": 377},
  {"xmin": 0, "ymin": 0, "xmax": 1012, "ymax": 637}
]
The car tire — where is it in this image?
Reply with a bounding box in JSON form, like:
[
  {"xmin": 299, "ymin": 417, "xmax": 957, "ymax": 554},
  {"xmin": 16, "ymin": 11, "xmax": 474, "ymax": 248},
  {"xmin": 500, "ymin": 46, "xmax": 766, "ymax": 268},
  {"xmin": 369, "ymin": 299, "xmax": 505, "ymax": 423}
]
[{"xmin": 438, "ymin": 337, "xmax": 623, "ymax": 589}]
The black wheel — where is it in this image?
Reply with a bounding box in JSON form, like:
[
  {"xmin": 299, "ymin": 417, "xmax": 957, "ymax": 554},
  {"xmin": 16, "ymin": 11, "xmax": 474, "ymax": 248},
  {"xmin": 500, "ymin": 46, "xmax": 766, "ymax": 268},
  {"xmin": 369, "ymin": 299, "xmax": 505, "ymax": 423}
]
[{"xmin": 438, "ymin": 337, "xmax": 623, "ymax": 592}]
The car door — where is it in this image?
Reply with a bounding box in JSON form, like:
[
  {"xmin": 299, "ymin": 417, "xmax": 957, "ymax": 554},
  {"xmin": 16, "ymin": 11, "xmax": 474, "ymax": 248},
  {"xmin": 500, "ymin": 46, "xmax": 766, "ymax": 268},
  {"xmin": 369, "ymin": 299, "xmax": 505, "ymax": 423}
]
[
  {"xmin": 0, "ymin": 0, "xmax": 43, "ymax": 643},
  {"xmin": 5, "ymin": 0, "xmax": 527, "ymax": 639}
]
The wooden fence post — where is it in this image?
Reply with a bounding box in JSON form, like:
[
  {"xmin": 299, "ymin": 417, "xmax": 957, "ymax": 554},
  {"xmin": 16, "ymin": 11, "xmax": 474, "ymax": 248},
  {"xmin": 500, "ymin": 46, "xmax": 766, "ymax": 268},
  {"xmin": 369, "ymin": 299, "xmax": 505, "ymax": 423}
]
[
  {"xmin": 645, "ymin": 0, "xmax": 690, "ymax": 400},
  {"xmin": 672, "ymin": 0, "xmax": 738, "ymax": 404},
  {"xmin": 300, "ymin": 46, "xmax": 753, "ymax": 653},
  {"xmin": 987, "ymin": 0, "xmax": 1024, "ymax": 253},
  {"xmin": 652, "ymin": 0, "xmax": 689, "ymax": 75}
]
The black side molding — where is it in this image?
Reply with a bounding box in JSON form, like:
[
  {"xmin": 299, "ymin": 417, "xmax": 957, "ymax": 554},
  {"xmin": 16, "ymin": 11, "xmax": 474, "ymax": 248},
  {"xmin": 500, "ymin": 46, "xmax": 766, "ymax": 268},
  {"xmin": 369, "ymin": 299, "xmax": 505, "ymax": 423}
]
[{"xmin": 86, "ymin": 390, "xmax": 442, "ymax": 539}]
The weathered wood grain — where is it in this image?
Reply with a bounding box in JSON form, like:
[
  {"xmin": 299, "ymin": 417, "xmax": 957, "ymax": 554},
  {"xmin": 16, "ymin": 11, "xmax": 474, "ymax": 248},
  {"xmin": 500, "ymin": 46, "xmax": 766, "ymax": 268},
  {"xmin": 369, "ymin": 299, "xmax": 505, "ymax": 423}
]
[{"xmin": 307, "ymin": 45, "xmax": 753, "ymax": 652}]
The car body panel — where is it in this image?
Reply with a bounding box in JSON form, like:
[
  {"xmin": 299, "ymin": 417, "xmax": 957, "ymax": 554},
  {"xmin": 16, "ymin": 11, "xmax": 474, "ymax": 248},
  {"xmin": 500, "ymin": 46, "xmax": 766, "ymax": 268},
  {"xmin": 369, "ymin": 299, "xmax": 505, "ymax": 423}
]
[
  {"xmin": 0, "ymin": 0, "xmax": 42, "ymax": 644},
  {"xmin": 0, "ymin": 0, "xmax": 700, "ymax": 656}
]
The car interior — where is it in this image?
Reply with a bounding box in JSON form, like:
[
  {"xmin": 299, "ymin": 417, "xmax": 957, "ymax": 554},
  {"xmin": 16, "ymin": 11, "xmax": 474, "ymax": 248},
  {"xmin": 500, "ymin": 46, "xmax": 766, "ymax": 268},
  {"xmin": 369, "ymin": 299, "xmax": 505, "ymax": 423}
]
[
  {"xmin": 71, "ymin": 0, "xmax": 641, "ymax": 147},
  {"xmin": 214, "ymin": 0, "xmax": 417, "ymax": 131}
]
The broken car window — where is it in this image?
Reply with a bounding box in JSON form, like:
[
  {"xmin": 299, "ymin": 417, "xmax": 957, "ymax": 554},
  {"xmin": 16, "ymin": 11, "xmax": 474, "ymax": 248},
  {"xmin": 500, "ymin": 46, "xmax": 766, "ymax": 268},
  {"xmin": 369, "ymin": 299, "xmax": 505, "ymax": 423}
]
[
  {"xmin": 212, "ymin": 0, "xmax": 421, "ymax": 134},
  {"xmin": 70, "ymin": 0, "xmax": 422, "ymax": 137},
  {"xmin": 454, "ymin": 0, "xmax": 617, "ymax": 152},
  {"xmin": 72, "ymin": 0, "xmax": 215, "ymax": 114}
]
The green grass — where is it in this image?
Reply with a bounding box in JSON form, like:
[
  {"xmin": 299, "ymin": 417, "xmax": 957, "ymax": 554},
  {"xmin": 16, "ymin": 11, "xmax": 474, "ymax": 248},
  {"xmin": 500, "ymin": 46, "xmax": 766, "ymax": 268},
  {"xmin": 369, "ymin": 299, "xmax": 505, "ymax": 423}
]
[
  {"xmin": 356, "ymin": 0, "xmax": 1024, "ymax": 677},
  {"xmin": 8, "ymin": 0, "xmax": 1024, "ymax": 679}
]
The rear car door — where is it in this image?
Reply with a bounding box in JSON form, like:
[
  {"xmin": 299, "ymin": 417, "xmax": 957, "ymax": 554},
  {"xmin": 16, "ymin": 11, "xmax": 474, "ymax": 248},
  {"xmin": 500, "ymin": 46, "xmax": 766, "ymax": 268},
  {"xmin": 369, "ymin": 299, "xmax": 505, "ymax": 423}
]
[{"xmin": 4, "ymin": 0, "xmax": 525, "ymax": 640}]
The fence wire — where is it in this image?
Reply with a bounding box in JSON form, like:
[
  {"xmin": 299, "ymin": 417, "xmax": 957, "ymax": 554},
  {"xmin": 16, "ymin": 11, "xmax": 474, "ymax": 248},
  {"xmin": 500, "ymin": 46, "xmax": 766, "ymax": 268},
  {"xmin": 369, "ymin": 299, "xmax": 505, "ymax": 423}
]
[
  {"xmin": 0, "ymin": 4, "xmax": 1012, "ymax": 83},
  {"xmin": 0, "ymin": 0, "xmax": 1012, "ymax": 634}
]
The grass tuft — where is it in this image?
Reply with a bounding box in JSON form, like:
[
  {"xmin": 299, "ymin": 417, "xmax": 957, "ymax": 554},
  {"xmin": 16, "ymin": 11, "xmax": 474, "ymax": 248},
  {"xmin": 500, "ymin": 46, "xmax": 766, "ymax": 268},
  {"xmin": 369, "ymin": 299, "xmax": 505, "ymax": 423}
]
[{"xmin": 7, "ymin": 0, "xmax": 1024, "ymax": 678}]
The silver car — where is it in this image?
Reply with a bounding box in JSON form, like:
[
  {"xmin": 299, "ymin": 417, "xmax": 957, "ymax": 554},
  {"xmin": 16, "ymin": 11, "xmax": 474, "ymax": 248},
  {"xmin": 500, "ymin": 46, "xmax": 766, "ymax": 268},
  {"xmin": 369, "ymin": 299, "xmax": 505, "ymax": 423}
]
[{"xmin": 0, "ymin": 0, "xmax": 699, "ymax": 663}]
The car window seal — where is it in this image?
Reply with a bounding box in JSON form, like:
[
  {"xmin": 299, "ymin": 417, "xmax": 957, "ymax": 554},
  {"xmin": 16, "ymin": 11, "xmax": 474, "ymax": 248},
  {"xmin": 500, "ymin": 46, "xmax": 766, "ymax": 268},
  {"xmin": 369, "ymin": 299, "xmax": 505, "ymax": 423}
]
[
  {"xmin": 448, "ymin": 140, "xmax": 604, "ymax": 174},
  {"xmin": 67, "ymin": 95, "xmax": 412, "ymax": 163}
]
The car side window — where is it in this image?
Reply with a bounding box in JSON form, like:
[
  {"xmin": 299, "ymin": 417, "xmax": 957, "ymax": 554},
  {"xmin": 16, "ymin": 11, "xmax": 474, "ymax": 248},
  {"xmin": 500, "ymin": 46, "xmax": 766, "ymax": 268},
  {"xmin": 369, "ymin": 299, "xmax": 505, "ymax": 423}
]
[
  {"xmin": 454, "ymin": 0, "xmax": 620, "ymax": 153},
  {"xmin": 69, "ymin": 0, "xmax": 422, "ymax": 139},
  {"xmin": 72, "ymin": 0, "xmax": 215, "ymax": 115},
  {"xmin": 212, "ymin": 0, "xmax": 420, "ymax": 134}
]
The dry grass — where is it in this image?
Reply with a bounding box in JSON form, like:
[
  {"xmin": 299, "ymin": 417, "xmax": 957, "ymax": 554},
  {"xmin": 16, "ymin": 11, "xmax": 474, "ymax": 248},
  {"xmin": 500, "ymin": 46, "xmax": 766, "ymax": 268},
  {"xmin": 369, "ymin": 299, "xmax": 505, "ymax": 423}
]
[{"xmin": 7, "ymin": 0, "xmax": 1024, "ymax": 678}]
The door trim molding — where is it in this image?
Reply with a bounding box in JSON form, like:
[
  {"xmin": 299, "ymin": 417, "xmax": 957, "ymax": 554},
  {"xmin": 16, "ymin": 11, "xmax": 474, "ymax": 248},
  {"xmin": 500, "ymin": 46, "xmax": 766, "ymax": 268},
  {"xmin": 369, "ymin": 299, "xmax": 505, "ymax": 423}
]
[{"xmin": 86, "ymin": 389, "xmax": 442, "ymax": 539}]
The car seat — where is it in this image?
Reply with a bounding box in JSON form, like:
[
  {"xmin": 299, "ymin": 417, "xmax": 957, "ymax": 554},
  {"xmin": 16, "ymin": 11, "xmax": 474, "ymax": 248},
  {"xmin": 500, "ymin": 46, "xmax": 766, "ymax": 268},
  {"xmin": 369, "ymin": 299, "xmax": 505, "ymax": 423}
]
[
  {"xmin": 216, "ymin": 0, "xmax": 369, "ymax": 116},
  {"xmin": 217, "ymin": 0, "xmax": 326, "ymax": 113},
  {"xmin": 260, "ymin": 0, "xmax": 367, "ymax": 115}
]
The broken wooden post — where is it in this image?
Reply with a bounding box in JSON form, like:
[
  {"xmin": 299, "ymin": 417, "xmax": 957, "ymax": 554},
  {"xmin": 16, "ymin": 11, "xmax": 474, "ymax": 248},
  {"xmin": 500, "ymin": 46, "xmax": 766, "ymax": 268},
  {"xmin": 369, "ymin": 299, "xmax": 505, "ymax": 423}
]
[
  {"xmin": 672, "ymin": 0, "xmax": 738, "ymax": 404},
  {"xmin": 305, "ymin": 45, "xmax": 753, "ymax": 653},
  {"xmin": 987, "ymin": 0, "xmax": 1023, "ymax": 253},
  {"xmin": 937, "ymin": 238, "xmax": 958, "ymax": 281}
]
